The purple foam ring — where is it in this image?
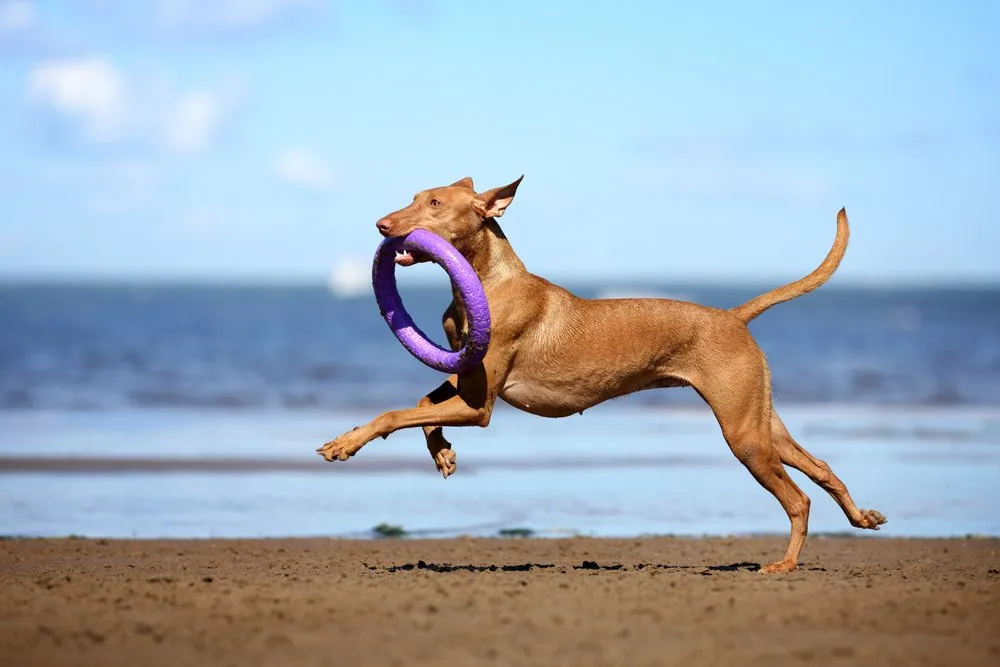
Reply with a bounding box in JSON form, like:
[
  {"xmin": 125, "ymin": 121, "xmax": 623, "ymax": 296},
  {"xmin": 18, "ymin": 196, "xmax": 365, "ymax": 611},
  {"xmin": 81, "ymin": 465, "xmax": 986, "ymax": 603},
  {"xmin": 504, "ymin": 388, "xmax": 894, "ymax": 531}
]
[{"xmin": 372, "ymin": 229, "xmax": 491, "ymax": 374}]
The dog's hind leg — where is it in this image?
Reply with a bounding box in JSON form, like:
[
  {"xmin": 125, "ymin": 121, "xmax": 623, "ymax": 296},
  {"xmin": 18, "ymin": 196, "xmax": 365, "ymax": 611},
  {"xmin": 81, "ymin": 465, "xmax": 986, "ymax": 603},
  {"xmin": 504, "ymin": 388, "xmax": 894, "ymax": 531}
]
[
  {"xmin": 770, "ymin": 411, "xmax": 886, "ymax": 530},
  {"xmin": 724, "ymin": 428, "xmax": 811, "ymax": 573},
  {"xmin": 694, "ymin": 352, "xmax": 812, "ymax": 573}
]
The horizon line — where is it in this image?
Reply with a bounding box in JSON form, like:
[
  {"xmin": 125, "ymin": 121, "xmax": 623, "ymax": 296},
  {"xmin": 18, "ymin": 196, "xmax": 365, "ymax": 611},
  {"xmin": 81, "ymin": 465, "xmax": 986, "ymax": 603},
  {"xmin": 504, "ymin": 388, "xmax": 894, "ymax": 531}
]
[{"xmin": 1, "ymin": 275, "xmax": 999, "ymax": 291}]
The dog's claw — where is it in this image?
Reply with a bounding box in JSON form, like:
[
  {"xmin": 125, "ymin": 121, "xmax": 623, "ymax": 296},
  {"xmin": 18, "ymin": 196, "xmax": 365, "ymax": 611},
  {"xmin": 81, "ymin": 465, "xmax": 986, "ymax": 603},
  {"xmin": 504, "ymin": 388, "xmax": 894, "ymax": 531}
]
[
  {"xmin": 317, "ymin": 444, "xmax": 352, "ymax": 462},
  {"xmin": 317, "ymin": 429, "xmax": 367, "ymax": 462},
  {"xmin": 432, "ymin": 447, "xmax": 457, "ymax": 479},
  {"xmin": 760, "ymin": 560, "xmax": 797, "ymax": 574},
  {"xmin": 853, "ymin": 509, "xmax": 887, "ymax": 530}
]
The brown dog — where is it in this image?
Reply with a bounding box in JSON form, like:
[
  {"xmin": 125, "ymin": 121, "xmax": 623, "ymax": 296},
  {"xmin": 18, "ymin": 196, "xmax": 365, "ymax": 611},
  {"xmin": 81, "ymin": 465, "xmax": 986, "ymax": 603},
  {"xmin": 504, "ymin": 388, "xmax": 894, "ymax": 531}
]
[{"xmin": 318, "ymin": 175, "xmax": 887, "ymax": 573}]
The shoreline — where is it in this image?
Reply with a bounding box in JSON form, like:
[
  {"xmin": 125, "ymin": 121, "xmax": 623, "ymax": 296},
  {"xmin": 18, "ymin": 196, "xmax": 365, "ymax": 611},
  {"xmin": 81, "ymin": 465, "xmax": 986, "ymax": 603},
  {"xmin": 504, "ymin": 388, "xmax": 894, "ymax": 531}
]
[
  {"xmin": 4, "ymin": 533, "xmax": 1000, "ymax": 542},
  {"xmin": 0, "ymin": 453, "xmax": 730, "ymax": 474},
  {"xmin": 4, "ymin": 405, "xmax": 997, "ymax": 543}
]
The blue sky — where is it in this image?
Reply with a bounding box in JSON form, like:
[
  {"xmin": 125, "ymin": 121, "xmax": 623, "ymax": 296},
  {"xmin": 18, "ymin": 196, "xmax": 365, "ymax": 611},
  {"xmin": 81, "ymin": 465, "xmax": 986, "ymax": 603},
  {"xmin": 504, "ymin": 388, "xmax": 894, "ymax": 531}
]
[{"xmin": 1, "ymin": 1, "xmax": 997, "ymax": 286}]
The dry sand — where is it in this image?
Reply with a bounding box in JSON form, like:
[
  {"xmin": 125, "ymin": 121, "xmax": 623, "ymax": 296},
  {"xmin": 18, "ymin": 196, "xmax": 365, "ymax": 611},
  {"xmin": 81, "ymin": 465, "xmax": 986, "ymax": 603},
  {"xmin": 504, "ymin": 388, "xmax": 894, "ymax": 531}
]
[{"xmin": 2, "ymin": 536, "xmax": 998, "ymax": 667}]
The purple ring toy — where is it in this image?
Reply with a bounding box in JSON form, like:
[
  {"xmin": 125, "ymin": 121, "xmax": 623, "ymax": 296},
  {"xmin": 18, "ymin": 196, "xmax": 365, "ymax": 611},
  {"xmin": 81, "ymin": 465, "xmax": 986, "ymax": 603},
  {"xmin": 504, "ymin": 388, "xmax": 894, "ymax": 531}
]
[{"xmin": 372, "ymin": 229, "xmax": 491, "ymax": 374}]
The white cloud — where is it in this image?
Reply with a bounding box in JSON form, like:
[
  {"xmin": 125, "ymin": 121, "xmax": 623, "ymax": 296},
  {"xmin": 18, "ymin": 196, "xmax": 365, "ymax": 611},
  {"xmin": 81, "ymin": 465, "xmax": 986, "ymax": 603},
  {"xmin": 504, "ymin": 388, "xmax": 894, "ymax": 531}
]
[
  {"xmin": 0, "ymin": 1, "xmax": 78, "ymax": 56},
  {"xmin": 155, "ymin": 0, "xmax": 319, "ymax": 31},
  {"xmin": 0, "ymin": 1, "xmax": 35, "ymax": 31},
  {"xmin": 29, "ymin": 57, "xmax": 126, "ymax": 141},
  {"xmin": 276, "ymin": 148, "xmax": 336, "ymax": 190},
  {"xmin": 161, "ymin": 91, "xmax": 230, "ymax": 154},
  {"xmin": 28, "ymin": 56, "xmax": 238, "ymax": 154}
]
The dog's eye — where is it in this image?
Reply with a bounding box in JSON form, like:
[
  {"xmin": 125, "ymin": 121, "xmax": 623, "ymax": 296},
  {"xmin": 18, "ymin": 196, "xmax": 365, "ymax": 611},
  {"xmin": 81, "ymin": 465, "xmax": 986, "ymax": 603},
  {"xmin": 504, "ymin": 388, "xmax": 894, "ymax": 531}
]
[{"xmin": 429, "ymin": 199, "xmax": 442, "ymax": 207}]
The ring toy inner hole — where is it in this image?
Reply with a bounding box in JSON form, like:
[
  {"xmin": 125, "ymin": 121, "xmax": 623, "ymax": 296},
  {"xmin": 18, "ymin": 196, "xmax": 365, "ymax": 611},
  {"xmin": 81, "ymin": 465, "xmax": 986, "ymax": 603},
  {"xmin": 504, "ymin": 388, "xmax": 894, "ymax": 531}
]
[{"xmin": 372, "ymin": 229, "xmax": 491, "ymax": 374}]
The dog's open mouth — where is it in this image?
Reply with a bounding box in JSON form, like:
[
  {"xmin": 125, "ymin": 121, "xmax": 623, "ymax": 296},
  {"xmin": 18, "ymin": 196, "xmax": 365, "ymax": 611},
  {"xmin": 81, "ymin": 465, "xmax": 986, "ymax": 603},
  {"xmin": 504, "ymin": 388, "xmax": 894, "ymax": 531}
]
[{"xmin": 394, "ymin": 248, "xmax": 428, "ymax": 267}]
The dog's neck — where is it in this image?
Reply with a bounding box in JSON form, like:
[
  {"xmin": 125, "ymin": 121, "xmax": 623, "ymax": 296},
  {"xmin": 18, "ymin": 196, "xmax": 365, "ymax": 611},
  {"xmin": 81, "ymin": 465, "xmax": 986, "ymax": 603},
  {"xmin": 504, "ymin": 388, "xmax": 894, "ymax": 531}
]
[{"xmin": 455, "ymin": 219, "xmax": 527, "ymax": 287}]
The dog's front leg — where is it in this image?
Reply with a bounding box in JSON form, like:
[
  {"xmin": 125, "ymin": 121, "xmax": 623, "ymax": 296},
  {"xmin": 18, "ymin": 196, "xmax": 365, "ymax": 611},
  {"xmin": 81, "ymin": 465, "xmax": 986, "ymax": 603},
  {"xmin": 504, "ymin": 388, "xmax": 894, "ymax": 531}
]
[
  {"xmin": 420, "ymin": 302, "xmax": 465, "ymax": 477},
  {"xmin": 418, "ymin": 376, "xmax": 461, "ymax": 478},
  {"xmin": 317, "ymin": 366, "xmax": 494, "ymax": 463}
]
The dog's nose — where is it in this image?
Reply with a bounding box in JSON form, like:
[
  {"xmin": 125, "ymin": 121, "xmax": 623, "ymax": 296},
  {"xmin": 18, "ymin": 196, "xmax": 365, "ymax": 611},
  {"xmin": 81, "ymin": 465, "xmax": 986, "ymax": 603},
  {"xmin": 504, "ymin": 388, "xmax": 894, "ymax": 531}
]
[{"xmin": 376, "ymin": 218, "xmax": 392, "ymax": 233}]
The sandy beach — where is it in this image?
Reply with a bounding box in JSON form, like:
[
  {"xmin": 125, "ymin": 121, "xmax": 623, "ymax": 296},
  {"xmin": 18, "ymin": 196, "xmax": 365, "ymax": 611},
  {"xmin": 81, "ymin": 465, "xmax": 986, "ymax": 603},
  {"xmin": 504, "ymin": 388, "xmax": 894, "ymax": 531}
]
[{"xmin": 2, "ymin": 536, "xmax": 998, "ymax": 667}]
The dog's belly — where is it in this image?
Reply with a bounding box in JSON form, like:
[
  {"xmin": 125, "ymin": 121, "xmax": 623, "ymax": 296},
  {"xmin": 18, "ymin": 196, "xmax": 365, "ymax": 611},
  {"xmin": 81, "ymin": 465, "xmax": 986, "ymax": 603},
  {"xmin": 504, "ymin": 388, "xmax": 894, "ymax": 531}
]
[
  {"xmin": 500, "ymin": 375, "xmax": 688, "ymax": 418},
  {"xmin": 499, "ymin": 380, "xmax": 592, "ymax": 418}
]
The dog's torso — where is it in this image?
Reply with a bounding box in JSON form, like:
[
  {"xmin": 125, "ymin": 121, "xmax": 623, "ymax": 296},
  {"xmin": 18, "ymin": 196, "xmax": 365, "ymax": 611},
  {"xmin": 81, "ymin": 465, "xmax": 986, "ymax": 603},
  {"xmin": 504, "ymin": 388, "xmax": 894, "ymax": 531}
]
[{"xmin": 452, "ymin": 274, "xmax": 755, "ymax": 418}]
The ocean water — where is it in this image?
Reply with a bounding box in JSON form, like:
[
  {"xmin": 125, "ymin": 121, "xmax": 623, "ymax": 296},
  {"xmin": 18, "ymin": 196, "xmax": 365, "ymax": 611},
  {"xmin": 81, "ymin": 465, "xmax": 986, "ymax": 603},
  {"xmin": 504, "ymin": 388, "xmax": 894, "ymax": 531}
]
[
  {"xmin": 3, "ymin": 283, "xmax": 999, "ymax": 411},
  {"xmin": 1, "ymin": 282, "xmax": 998, "ymax": 539}
]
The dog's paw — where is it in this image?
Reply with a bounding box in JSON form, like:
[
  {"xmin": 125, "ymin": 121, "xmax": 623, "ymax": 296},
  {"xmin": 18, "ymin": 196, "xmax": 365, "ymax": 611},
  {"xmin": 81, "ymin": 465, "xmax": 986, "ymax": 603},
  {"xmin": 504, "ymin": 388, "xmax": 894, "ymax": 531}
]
[
  {"xmin": 433, "ymin": 447, "xmax": 457, "ymax": 479},
  {"xmin": 853, "ymin": 509, "xmax": 887, "ymax": 530},
  {"xmin": 760, "ymin": 559, "xmax": 797, "ymax": 574},
  {"xmin": 316, "ymin": 427, "xmax": 364, "ymax": 462}
]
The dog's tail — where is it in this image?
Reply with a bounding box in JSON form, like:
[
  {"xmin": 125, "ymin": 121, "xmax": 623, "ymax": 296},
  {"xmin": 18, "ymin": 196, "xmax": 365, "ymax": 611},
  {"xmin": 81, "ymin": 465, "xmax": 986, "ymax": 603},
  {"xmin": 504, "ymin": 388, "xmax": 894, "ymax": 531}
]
[{"xmin": 730, "ymin": 208, "xmax": 850, "ymax": 323}]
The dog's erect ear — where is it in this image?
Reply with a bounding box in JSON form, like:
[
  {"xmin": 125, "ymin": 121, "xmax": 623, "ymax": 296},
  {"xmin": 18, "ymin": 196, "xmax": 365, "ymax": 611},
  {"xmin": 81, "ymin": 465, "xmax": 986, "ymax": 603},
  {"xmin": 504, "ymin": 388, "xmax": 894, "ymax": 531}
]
[
  {"xmin": 450, "ymin": 177, "xmax": 475, "ymax": 190},
  {"xmin": 472, "ymin": 175, "xmax": 524, "ymax": 219}
]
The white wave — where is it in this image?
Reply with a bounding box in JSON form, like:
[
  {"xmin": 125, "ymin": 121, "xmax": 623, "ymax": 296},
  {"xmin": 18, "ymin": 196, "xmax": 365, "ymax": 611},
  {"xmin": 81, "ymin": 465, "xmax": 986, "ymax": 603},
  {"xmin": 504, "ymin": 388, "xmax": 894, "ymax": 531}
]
[{"xmin": 328, "ymin": 256, "xmax": 370, "ymax": 298}]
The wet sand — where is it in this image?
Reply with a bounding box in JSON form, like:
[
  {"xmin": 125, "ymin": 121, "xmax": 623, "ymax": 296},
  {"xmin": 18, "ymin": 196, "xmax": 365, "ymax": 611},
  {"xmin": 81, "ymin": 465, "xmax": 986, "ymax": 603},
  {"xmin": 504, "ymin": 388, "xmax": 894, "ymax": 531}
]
[{"xmin": 2, "ymin": 537, "xmax": 998, "ymax": 667}]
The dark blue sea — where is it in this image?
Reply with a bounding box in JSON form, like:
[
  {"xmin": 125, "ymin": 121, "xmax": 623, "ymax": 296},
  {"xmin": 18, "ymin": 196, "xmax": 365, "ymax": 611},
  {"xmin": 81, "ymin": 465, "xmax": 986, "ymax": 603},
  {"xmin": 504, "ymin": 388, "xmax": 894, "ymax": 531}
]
[
  {"xmin": 2, "ymin": 283, "xmax": 998, "ymax": 411},
  {"xmin": 1, "ymin": 282, "xmax": 998, "ymax": 540}
]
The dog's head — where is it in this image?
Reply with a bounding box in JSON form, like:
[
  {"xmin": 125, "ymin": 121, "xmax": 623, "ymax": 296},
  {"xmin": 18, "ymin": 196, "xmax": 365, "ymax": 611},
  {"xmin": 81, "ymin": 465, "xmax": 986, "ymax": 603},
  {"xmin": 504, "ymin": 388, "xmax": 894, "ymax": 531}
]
[{"xmin": 375, "ymin": 175, "xmax": 523, "ymax": 267}]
